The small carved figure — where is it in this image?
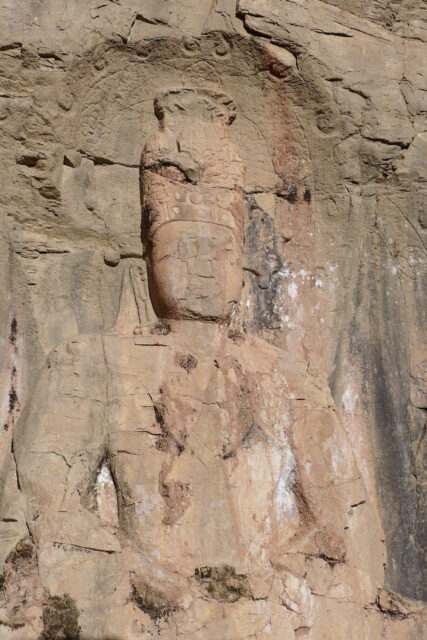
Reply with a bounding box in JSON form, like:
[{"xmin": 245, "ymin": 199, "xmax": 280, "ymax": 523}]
[{"xmin": 129, "ymin": 263, "xmax": 157, "ymax": 334}]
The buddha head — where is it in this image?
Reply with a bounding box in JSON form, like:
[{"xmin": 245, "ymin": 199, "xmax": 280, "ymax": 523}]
[{"xmin": 142, "ymin": 88, "xmax": 245, "ymax": 322}]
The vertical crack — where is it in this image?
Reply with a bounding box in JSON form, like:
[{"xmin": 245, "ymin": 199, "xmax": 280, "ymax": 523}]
[
  {"xmin": 4, "ymin": 318, "xmax": 20, "ymax": 434},
  {"xmin": 5, "ymin": 318, "xmax": 22, "ymax": 493}
]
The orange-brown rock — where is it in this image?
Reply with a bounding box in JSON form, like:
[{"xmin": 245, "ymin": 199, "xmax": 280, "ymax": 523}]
[{"xmin": 0, "ymin": 2, "xmax": 425, "ymax": 638}]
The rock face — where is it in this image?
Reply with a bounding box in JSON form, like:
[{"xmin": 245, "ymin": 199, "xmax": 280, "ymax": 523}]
[{"xmin": 0, "ymin": 1, "xmax": 425, "ymax": 638}]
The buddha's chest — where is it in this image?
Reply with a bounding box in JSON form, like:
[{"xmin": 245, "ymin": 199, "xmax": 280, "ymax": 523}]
[{"xmin": 102, "ymin": 336, "xmax": 294, "ymax": 457}]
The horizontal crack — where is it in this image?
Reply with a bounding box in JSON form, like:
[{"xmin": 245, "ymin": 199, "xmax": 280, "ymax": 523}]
[
  {"xmin": 362, "ymin": 135, "xmax": 410, "ymax": 149},
  {"xmin": 78, "ymin": 150, "xmax": 139, "ymax": 168},
  {"xmin": 52, "ymin": 541, "xmax": 118, "ymax": 554}
]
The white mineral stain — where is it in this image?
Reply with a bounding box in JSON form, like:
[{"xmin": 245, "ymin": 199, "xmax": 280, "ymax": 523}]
[
  {"xmin": 342, "ymin": 385, "xmax": 357, "ymax": 416},
  {"xmin": 279, "ymin": 265, "xmax": 292, "ymax": 278},
  {"xmin": 288, "ymin": 283, "xmax": 298, "ymax": 299},
  {"xmin": 97, "ymin": 464, "xmax": 111, "ymax": 486},
  {"xmin": 340, "ymin": 380, "xmax": 372, "ymax": 489},
  {"xmin": 135, "ymin": 484, "xmax": 161, "ymax": 521},
  {"xmin": 274, "ymin": 440, "xmax": 297, "ymax": 520},
  {"xmin": 96, "ymin": 462, "xmax": 119, "ymax": 527}
]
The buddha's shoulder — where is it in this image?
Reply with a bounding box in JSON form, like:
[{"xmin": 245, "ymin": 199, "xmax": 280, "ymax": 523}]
[
  {"xmin": 225, "ymin": 334, "xmax": 306, "ymax": 378},
  {"xmin": 225, "ymin": 334, "xmax": 334, "ymax": 406},
  {"xmin": 46, "ymin": 332, "xmax": 106, "ymax": 371},
  {"xmin": 47, "ymin": 329, "xmax": 175, "ymax": 371}
]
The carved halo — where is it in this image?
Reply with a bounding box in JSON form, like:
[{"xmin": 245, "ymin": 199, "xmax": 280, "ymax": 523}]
[{"xmin": 153, "ymin": 87, "xmax": 236, "ymax": 126}]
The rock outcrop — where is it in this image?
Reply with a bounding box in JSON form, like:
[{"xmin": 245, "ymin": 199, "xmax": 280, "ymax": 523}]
[{"xmin": 0, "ymin": 1, "xmax": 425, "ymax": 638}]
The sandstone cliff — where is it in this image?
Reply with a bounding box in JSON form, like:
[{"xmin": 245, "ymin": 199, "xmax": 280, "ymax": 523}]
[{"xmin": 0, "ymin": 1, "xmax": 425, "ymax": 638}]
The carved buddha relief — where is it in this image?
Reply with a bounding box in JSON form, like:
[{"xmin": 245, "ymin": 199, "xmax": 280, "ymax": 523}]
[{"xmin": 3, "ymin": 87, "xmax": 384, "ymax": 639}]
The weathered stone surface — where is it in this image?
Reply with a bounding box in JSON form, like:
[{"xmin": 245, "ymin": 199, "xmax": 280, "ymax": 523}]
[{"xmin": 0, "ymin": 1, "xmax": 425, "ymax": 638}]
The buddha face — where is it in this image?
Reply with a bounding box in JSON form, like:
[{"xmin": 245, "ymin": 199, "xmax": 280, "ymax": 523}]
[{"xmin": 142, "ymin": 89, "xmax": 245, "ymax": 322}]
